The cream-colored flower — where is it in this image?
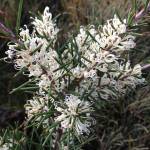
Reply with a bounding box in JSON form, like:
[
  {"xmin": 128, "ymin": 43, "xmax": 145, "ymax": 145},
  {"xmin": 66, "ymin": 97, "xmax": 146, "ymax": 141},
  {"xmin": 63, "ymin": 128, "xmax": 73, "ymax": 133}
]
[
  {"xmin": 19, "ymin": 25, "xmax": 31, "ymax": 41},
  {"xmin": 0, "ymin": 137, "xmax": 13, "ymax": 150},
  {"xmin": 99, "ymin": 15, "xmax": 136, "ymax": 53},
  {"xmin": 25, "ymin": 95, "xmax": 49, "ymax": 122},
  {"xmin": 6, "ymin": 43, "xmax": 18, "ymax": 59},
  {"xmin": 55, "ymin": 94, "xmax": 95, "ymax": 135},
  {"xmin": 32, "ymin": 6, "xmax": 59, "ymax": 40}
]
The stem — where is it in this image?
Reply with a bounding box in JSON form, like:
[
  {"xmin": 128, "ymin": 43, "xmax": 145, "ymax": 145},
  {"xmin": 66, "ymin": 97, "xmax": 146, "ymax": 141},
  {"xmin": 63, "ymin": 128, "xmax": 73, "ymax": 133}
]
[
  {"xmin": 135, "ymin": 2, "xmax": 150, "ymax": 21},
  {"xmin": 142, "ymin": 64, "xmax": 150, "ymax": 71}
]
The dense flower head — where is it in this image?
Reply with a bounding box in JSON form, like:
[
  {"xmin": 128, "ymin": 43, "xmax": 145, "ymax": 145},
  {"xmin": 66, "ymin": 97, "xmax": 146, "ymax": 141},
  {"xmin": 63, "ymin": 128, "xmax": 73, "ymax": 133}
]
[
  {"xmin": 99, "ymin": 15, "xmax": 136, "ymax": 52},
  {"xmin": 32, "ymin": 6, "xmax": 59, "ymax": 39},
  {"xmin": 25, "ymin": 94, "xmax": 49, "ymax": 122},
  {"xmin": 63, "ymin": 16, "xmax": 144, "ymax": 101},
  {"xmin": 6, "ymin": 6, "xmax": 61, "ymax": 93},
  {"xmin": 55, "ymin": 94, "xmax": 95, "ymax": 135}
]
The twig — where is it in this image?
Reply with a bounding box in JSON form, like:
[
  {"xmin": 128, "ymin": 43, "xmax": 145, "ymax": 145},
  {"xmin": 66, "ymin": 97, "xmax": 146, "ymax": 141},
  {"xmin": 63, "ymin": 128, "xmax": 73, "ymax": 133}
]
[
  {"xmin": 135, "ymin": 2, "xmax": 150, "ymax": 21},
  {"xmin": 142, "ymin": 64, "xmax": 150, "ymax": 71},
  {"xmin": 0, "ymin": 21, "xmax": 15, "ymax": 38}
]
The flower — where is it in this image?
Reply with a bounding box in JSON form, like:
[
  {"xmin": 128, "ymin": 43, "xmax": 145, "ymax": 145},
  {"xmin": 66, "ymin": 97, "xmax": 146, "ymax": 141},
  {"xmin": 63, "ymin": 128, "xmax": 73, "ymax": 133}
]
[
  {"xmin": 6, "ymin": 43, "xmax": 18, "ymax": 59},
  {"xmin": 0, "ymin": 137, "xmax": 13, "ymax": 150},
  {"xmin": 55, "ymin": 94, "xmax": 95, "ymax": 135},
  {"xmin": 19, "ymin": 25, "xmax": 31, "ymax": 41},
  {"xmin": 25, "ymin": 94, "xmax": 49, "ymax": 122},
  {"xmin": 99, "ymin": 15, "xmax": 136, "ymax": 53},
  {"xmin": 6, "ymin": 6, "xmax": 61, "ymax": 93},
  {"xmin": 32, "ymin": 6, "xmax": 59, "ymax": 40}
]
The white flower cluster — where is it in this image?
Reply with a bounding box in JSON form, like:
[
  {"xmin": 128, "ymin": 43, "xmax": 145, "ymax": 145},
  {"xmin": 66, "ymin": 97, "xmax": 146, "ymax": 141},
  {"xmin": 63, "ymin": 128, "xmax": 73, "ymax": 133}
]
[
  {"xmin": 6, "ymin": 7, "xmax": 60, "ymax": 93},
  {"xmin": 25, "ymin": 94, "xmax": 49, "ymax": 123},
  {"xmin": 0, "ymin": 137, "xmax": 12, "ymax": 150},
  {"xmin": 55, "ymin": 94, "xmax": 95, "ymax": 135},
  {"xmin": 65, "ymin": 15, "xmax": 144, "ymax": 100},
  {"xmin": 5, "ymin": 7, "xmax": 145, "ymax": 137}
]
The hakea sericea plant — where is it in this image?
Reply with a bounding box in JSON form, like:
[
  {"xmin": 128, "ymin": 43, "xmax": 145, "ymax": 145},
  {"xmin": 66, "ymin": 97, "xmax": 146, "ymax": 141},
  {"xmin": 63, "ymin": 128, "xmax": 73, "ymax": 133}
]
[{"xmin": 5, "ymin": 6, "xmax": 145, "ymax": 148}]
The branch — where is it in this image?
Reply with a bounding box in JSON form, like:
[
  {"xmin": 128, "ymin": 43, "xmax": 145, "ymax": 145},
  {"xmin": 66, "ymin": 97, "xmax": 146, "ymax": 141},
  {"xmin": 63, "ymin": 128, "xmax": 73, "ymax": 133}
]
[
  {"xmin": 135, "ymin": 2, "xmax": 150, "ymax": 21},
  {"xmin": 142, "ymin": 64, "xmax": 150, "ymax": 71}
]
